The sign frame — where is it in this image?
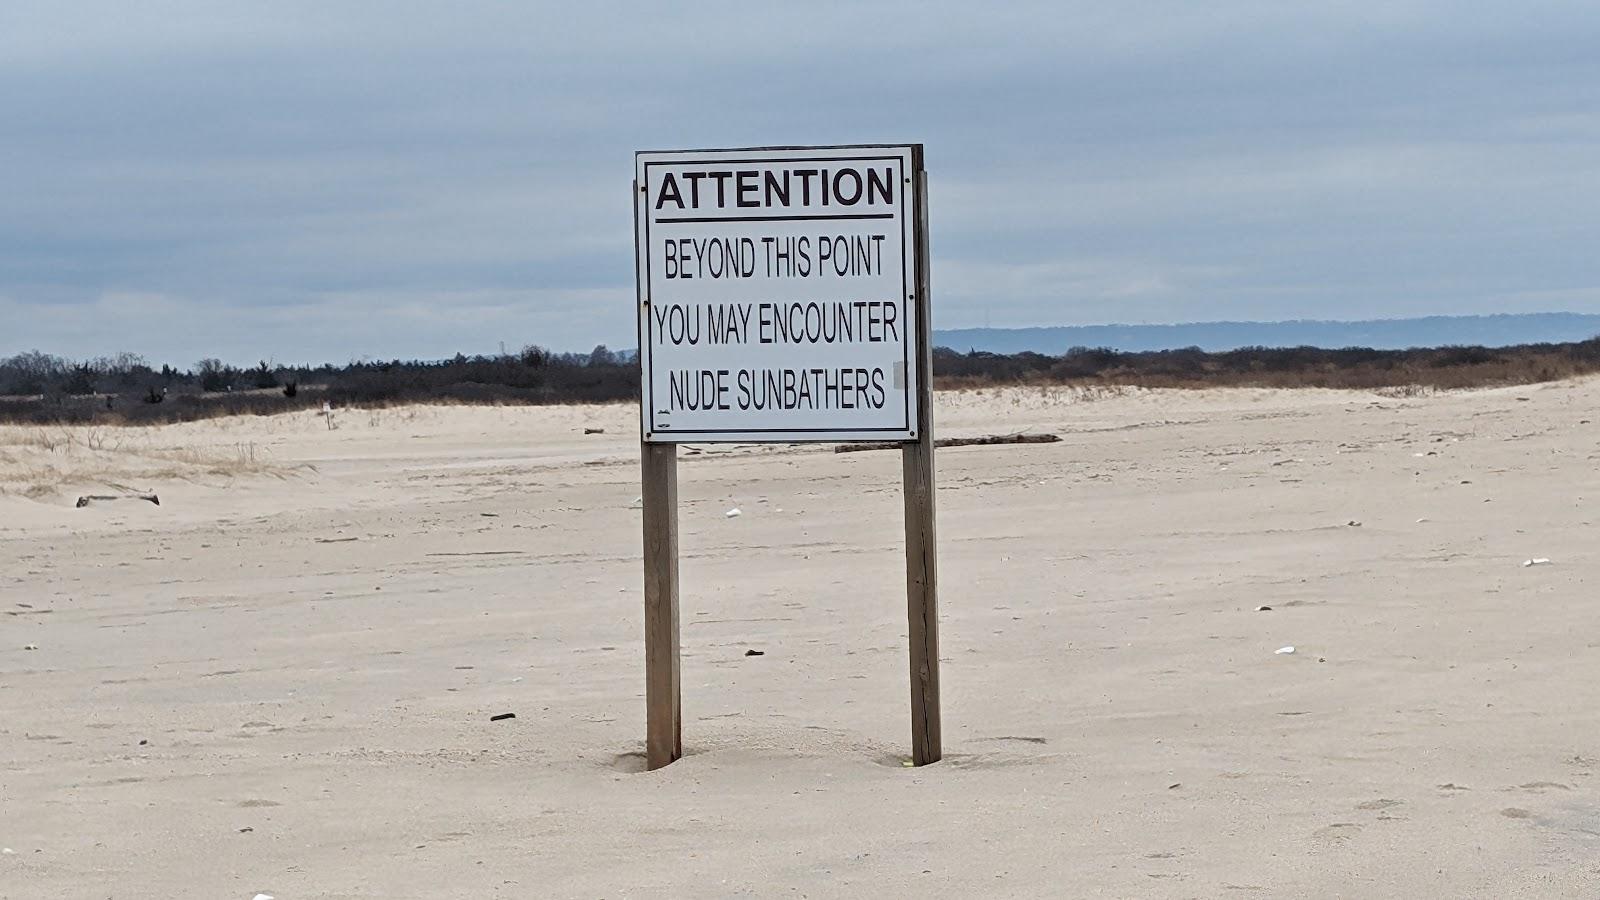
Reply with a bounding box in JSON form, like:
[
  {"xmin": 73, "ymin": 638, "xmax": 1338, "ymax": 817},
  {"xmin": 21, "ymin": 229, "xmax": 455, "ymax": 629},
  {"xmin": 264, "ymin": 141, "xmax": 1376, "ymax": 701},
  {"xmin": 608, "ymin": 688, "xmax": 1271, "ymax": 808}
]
[{"xmin": 634, "ymin": 144, "xmax": 923, "ymax": 443}]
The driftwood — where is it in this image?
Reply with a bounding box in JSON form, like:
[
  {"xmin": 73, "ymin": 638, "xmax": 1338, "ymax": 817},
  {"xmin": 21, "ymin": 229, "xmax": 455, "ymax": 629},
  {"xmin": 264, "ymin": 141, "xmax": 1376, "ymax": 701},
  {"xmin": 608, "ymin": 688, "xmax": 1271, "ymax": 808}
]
[
  {"xmin": 834, "ymin": 433, "xmax": 1061, "ymax": 454},
  {"xmin": 76, "ymin": 493, "xmax": 160, "ymax": 508}
]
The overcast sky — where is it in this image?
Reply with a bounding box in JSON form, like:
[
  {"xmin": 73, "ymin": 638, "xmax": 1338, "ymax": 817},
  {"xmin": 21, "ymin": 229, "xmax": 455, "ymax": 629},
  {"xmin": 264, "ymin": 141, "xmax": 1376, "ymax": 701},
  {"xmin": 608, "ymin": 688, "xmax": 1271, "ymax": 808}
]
[{"xmin": 3, "ymin": 2, "xmax": 1597, "ymax": 365}]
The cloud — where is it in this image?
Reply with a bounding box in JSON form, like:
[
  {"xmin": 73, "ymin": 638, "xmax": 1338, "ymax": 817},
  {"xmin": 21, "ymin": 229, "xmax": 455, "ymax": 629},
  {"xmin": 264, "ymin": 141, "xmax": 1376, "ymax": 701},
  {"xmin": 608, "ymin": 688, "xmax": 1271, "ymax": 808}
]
[{"xmin": 2, "ymin": 1, "xmax": 1597, "ymax": 361}]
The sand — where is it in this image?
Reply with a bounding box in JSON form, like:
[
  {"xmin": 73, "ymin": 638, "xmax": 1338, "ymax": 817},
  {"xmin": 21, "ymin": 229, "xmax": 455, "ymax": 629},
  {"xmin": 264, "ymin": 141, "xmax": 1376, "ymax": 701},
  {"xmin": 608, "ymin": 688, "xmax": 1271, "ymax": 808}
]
[{"xmin": 2, "ymin": 383, "xmax": 1598, "ymax": 898}]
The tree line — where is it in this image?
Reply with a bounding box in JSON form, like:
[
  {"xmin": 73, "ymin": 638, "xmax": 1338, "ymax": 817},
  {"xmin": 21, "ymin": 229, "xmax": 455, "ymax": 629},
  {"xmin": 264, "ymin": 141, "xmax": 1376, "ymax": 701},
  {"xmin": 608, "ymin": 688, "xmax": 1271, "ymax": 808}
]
[
  {"xmin": 4, "ymin": 337, "xmax": 1600, "ymax": 425},
  {"xmin": 0, "ymin": 345, "xmax": 632, "ymax": 423}
]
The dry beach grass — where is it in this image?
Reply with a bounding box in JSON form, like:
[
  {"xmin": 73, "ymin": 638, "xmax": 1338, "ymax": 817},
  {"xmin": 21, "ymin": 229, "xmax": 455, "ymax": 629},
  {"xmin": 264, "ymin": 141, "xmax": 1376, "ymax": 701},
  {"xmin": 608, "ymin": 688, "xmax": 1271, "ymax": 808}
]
[
  {"xmin": 2, "ymin": 384, "xmax": 1599, "ymax": 897},
  {"xmin": 0, "ymin": 425, "xmax": 283, "ymax": 501}
]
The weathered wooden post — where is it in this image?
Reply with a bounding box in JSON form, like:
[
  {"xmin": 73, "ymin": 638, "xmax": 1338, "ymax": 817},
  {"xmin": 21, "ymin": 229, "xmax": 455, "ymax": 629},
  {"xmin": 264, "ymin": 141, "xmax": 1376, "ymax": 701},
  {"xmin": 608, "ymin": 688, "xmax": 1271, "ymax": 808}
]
[
  {"xmin": 640, "ymin": 442, "xmax": 681, "ymax": 769},
  {"xmin": 902, "ymin": 154, "xmax": 940, "ymax": 764}
]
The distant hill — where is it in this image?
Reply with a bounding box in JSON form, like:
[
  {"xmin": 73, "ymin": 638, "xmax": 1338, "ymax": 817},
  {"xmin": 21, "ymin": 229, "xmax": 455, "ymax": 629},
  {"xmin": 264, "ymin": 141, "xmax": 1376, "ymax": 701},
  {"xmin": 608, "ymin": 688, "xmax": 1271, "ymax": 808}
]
[{"xmin": 935, "ymin": 313, "xmax": 1600, "ymax": 354}]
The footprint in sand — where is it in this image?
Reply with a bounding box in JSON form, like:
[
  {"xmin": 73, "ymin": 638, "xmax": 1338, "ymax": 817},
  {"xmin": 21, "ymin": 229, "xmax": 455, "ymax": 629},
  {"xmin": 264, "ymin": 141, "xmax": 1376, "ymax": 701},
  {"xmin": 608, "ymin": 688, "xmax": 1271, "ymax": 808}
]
[
  {"xmin": 1510, "ymin": 781, "xmax": 1571, "ymax": 794},
  {"xmin": 1501, "ymin": 808, "xmax": 1533, "ymax": 819},
  {"xmin": 983, "ymin": 735, "xmax": 1048, "ymax": 745},
  {"xmin": 1313, "ymin": 822, "xmax": 1361, "ymax": 842},
  {"xmin": 1355, "ymin": 798, "xmax": 1404, "ymax": 811},
  {"xmin": 607, "ymin": 751, "xmax": 649, "ymax": 774}
]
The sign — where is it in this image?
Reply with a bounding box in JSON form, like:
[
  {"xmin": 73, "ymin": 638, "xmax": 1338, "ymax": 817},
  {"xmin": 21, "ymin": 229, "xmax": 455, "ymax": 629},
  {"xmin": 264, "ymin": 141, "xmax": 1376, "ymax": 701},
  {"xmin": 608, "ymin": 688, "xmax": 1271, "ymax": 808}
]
[
  {"xmin": 631, "ymin": 143, "xmax": 941, "ymax": 771},
  {"xmin": 634, "ymin": 145, "xmax": 922, "ymax": 442}
]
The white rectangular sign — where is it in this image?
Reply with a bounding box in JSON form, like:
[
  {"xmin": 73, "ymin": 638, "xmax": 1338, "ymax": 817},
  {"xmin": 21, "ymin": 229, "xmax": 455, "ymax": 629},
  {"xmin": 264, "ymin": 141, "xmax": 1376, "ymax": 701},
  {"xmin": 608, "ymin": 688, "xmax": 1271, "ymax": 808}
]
[{"xmin": 635, "ymin": 145, "xmax": 922, "ymax": 443}]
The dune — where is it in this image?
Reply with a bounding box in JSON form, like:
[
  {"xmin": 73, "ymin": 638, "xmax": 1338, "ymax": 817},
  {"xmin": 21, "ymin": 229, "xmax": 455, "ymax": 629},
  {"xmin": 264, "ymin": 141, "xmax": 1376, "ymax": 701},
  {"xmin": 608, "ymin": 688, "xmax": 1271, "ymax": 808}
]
[{"xmin": 2, "ymin": 382, "xmax": 1598, "ymax": 897}]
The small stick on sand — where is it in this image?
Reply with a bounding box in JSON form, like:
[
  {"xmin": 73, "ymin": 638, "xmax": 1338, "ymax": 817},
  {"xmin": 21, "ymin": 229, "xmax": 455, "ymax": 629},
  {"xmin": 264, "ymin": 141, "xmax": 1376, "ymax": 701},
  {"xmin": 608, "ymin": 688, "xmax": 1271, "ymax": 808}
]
[
  {"xmin": 834, "ymin": 433, "xmax": 1061, "ymax": 454},
  {"xmin": 75, "ymin": 494, "xmax": 160, "ymax": 508}
]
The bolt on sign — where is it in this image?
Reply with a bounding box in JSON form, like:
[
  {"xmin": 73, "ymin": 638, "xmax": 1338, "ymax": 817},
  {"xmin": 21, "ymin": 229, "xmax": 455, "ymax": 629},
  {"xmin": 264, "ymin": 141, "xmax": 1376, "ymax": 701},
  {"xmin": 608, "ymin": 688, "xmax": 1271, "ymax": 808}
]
[
  {"xmin": 632, "ymin": 144, "xmax": 940, "ymax": 772},
  {"xmin": 635, "ymin": 146, "xmax": 922, "ymax": 442}
]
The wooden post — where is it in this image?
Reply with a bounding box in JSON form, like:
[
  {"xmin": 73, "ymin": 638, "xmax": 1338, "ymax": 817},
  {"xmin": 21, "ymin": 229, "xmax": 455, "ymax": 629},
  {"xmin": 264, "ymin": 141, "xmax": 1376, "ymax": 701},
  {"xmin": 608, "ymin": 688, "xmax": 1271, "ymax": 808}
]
[
  {"xmin": 902, "ymin": 152, "xmax": 941, "ymax": 765},
  {"xmin": 641, "ymin": 441, "xmax": 682, "ymax": 770}
]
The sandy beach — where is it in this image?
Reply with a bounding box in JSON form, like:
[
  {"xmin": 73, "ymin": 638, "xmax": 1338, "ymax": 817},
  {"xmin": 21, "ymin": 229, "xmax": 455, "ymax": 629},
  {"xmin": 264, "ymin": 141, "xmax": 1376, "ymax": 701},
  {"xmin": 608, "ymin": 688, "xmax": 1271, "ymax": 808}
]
[{"xmin": 3, "ymin": 382, "xmax": 1599, "ymax": 898}]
